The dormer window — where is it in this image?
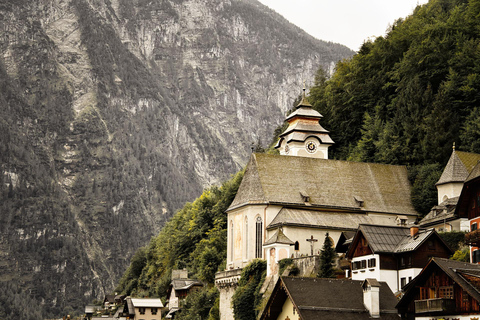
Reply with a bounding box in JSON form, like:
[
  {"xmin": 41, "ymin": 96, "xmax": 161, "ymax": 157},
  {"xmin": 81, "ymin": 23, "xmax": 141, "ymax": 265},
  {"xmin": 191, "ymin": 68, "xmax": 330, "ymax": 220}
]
[
  {"xmin": 354, "ymin": 195, "xmax": 364, "ymax": 207},
  {"xmin": 300, "ymin": 191, "xmax": 310, "ymax": 203}
]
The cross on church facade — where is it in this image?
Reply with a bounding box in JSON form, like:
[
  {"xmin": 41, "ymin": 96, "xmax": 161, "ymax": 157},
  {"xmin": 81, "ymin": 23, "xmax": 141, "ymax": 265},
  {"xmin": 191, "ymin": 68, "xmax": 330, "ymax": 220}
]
[{"xmin": 306, "ymin": 235, "xmax": 318, "ymax": 256}]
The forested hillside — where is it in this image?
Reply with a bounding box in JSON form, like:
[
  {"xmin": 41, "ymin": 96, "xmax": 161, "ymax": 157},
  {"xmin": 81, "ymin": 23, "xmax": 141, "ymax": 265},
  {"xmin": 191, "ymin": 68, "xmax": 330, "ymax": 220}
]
[{"xmin": 308, "ymin": 0, "xmax": 480, "ymax": 214}]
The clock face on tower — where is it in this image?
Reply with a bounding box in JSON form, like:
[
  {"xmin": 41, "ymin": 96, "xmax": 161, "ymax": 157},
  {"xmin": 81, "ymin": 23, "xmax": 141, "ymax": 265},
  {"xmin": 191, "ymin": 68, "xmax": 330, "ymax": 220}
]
[{"xmin": 306, "ymin": 141, "xmax": 317, "ymax": 153}]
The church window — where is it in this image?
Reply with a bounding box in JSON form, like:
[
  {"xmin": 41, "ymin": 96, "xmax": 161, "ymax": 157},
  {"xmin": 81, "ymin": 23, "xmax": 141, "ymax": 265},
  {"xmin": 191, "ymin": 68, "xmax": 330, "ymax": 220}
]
[
  {"xmin": 245, "ymin": 217, "xmax": 248, "ymax": 260},
  {"xmin": 230, "ymin": 221, "xmax": 234, "ymax": 261},
  {"xmin": 255, "ymin": 217, "xmax": 263, "ymax": 258},
  {"xmin": 294, "ymin": 241, "xmax": 299, "ymax": 251}
]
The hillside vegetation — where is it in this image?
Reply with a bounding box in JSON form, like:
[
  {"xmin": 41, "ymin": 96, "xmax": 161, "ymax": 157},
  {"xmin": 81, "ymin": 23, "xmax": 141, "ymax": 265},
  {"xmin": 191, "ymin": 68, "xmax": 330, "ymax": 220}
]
[{"xmin": 308, "ymin": 0, "xmax": 480, "ymax": 214}]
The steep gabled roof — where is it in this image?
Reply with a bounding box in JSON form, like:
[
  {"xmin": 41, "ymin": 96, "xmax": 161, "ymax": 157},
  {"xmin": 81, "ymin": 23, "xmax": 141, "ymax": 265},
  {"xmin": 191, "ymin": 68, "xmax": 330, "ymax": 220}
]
[
  {"xmin": 228, "ymin": 154, "xmax": 418, "ymax": 216},
  {"xmin": 260, "ymin": 277, "xmax": 398, "ymax": 320},
  {"xmin": 397, "ymin": 258, "xmax": 480, "ymax": 310},
  {"xmin": 264, "ymin": 228, "xmax": 294, "ymax": 246},
  {"xmin": 346, "ymin": 224, "xmax": 452, "ymax": 258},
  {"xmin": 437, "ymin": 150, "xmax": 480, "ymax": 185}
]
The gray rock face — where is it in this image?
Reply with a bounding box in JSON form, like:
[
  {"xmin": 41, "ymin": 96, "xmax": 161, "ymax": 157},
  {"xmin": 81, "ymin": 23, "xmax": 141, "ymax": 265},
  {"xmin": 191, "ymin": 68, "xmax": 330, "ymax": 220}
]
[{"xmin": 0, "ymin": 0, "xmax": 352, "ymax": 317}]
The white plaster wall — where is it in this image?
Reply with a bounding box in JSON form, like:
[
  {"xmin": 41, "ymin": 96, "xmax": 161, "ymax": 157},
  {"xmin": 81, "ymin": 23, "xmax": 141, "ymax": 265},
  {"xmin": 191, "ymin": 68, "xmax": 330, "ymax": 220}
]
[
  {"xmin": 285, "ymin": 139, "xmax": 327, "ymax": 159},
  {"xmin": 276, "ymin": 226, "xmax": 342, "ymax": 258},
  {"xmin": 437, "ymin": 182, "xmax": 464, "ymax": 205},
  {"xmin": 278, "ymin": 297, "xmax": 300, "ymax": 320},
  {"xmin": 351, "ymin": 254, "xmax": 381, "ymax": 282},
  {"xmin": 380, "ymin": 269, "xmax": 399, "ymax": 293},
  {"xmin": 399, "ymin": 268, "xmax": 422, "ymax": 289}
]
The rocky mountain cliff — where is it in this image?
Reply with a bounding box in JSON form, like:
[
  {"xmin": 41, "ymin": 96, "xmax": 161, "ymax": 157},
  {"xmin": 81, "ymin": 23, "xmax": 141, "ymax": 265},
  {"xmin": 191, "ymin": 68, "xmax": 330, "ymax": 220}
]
[{"xmin": 0, "ymin": 0, "xmax": 352, "ymax": 317}]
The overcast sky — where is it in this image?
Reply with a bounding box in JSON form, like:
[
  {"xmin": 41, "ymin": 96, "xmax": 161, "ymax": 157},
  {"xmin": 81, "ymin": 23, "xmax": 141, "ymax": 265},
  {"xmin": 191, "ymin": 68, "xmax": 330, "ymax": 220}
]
[{"xmin": 257, "ymin": 0, "xmax": 429, "ymax": 51}]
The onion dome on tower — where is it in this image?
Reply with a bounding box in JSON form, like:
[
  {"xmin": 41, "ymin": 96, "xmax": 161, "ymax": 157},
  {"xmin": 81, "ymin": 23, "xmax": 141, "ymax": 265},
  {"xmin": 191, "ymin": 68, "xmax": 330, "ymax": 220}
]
[{"xmin": 275, "ymin": 87, "xmax": 334, "ymax": 159}]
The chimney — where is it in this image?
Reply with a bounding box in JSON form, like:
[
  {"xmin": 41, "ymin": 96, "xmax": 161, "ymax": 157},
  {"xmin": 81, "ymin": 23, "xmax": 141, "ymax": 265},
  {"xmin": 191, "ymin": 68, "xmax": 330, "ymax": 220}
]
[
  {"xmin": 362, "ymin": 279, "xmax": 380, "ymax": 318},
  {"xmin": 410, "ymin": 226, "xmax": 419, "ymax": 237}
]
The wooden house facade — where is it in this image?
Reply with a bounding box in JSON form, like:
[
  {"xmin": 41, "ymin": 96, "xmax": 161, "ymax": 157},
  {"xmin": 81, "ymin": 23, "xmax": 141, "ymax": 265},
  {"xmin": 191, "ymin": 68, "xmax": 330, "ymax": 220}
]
[{"xmin": 397, "ymin": 258, "xmax": 480, "ymax": 320}]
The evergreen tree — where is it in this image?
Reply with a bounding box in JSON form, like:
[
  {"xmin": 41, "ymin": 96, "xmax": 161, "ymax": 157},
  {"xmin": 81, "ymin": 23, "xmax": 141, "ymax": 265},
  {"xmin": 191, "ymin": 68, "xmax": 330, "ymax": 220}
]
[{"xmin": 317, "ymin": 233, "xmax": 336, "ymax": 278}]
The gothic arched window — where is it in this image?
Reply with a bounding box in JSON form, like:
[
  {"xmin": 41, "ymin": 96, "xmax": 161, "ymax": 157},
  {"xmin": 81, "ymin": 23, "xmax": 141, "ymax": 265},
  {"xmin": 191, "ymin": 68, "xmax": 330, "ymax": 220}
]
[
  {"xmin": 245, "ymin": 217, "xmax": 248, "ymax": 260},
  {"xmin": 255, "ymin": 216, "xmax": 263, "ymax": 258},
  {"xmin": 230, "ymin": 221, "xmax": 234, "ymax": 261}
]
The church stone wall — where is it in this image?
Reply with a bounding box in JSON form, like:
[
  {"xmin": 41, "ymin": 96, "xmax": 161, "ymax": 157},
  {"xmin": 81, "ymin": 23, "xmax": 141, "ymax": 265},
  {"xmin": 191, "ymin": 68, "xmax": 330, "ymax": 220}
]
[
  {"xmin": 215, "ymin": 269, "xmax": 242, "ymax": 320},
  {"xmin": 227, "ymin": 204, "xmax": 282, "ymax": 269},
  {"xmin": 291, "ymin": 255, "xmax": 320, "ymax": 276}
]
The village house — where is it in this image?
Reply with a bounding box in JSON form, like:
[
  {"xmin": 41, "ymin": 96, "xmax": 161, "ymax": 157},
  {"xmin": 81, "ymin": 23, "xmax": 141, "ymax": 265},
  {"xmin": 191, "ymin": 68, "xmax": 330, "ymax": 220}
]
[
  {"xmin": 165, "ymin": 269, "xmax": 203, "ymax": 319},
  {"xmin": 457, "ymin": 162, "xmax": 480, "ymax": 262},
  {"xmin": 419, "ymin": 148, "xmax": 480, "ymax": 232},
  {"xmin": 120, "ymin": 297, "xmax": 163, "ymax": 320},
  {"xmin": 397, "ymin": 257, "xmax": 480, "ymax": 320},
  {"xmin": 260, "ymin": 277, "xmax": 399, "ymax": 320},
  {"xmin": 345, "ymin": 224, "xmax": 452, "ymax": 293}
]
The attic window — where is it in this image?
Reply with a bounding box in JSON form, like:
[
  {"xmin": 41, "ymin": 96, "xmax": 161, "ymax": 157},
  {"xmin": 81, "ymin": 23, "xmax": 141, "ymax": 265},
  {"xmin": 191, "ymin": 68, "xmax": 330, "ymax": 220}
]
[
  {"xmin": 354, "ymin": 196, "xmax": 364, "ymax": 207},
  {"xmin": 300, "ymin": 191, "xmax": 310, "ymax": 203}
]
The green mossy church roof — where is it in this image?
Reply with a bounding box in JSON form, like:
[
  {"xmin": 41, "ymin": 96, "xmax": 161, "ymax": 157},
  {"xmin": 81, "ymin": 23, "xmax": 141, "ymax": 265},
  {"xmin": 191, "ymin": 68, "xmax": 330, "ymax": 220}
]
[
  {"xmin": 228, "ymin": 153, "xmax": 417, "ymax": 216},
  {"xmin": 436, "ymin": 150, "xmax": 480, "ymax": 185}
]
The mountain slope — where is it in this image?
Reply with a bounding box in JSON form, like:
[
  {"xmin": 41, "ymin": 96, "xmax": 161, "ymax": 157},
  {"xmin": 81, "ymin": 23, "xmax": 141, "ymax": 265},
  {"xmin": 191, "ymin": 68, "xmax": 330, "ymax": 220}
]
[{"xmin": 0, "ymin": 0, "xmax": 352, "ymax": 317}]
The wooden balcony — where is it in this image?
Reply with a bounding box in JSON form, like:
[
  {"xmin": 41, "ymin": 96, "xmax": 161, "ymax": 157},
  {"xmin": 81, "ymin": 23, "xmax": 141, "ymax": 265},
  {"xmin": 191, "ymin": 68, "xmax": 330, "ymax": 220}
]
[
  {"xmin": 465, "ymin": 229, "xmax": 480, "ymax": 246},
  {"xmin": 415, "ymin": 298, "xmax": 456, "ymax": 314}
]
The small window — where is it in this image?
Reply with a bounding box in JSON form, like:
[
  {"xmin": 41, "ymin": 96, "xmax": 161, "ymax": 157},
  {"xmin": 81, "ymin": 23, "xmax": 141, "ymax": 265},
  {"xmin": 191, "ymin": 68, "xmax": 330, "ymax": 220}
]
[
  {"xmin": 408, "ymin": 276, "xmax": 412, "ymax": 282},
  {"xmin": 439, "ymin": 286, "xmax": 454, "ymax": 299},
  {"xmin": 401, "ymin": 277, "xmax": 406, "ymax": 288},
  {"xmin": 139, "ymin": 307, "xmax": 146, "ymax": 315},
  {"xmin": 294, "ymin": 241, "xmax": 299, "ymax": 251},
  {"xmin": 473, "ymin": 250, "xmax": 480, "ymax": 263},
  {"xmin": 401, "ymin": 257, "xmax": 405, "ymax": 266},
  {"xmin": 151, "ymin": 308, "xmax": 157, "ymax": 315},
  {"xmin": 427, "ymin": 240, "xmax": 435, "ymax": 250},
  {"xmin": 368, "ymin": 258, "xmax": 376, "ymax": 268},
  {"xmin": 360, "ymin": 260, "xmax": 366, "ymax": 269},
  {"xmin": 472, "ymin": 223, "xmax": 478, "ymax": 231}
]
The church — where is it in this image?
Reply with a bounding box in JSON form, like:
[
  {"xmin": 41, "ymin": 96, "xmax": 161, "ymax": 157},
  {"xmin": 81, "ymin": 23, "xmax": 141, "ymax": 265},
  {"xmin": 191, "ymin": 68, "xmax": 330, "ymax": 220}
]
[{"xmin": 215, "ymin": 89, "xmax": 419, "ymax": 320}]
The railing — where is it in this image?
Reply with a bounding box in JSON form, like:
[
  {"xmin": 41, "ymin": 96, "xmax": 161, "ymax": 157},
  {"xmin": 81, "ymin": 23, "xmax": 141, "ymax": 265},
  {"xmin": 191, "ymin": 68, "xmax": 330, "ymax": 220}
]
[
  {"xmin": 465, "ymin": 229, "xmax": 480, "ymax": 246},
  {"xmin": 415, "ymin": 298, "xmax": 456, "ymax": 314}
]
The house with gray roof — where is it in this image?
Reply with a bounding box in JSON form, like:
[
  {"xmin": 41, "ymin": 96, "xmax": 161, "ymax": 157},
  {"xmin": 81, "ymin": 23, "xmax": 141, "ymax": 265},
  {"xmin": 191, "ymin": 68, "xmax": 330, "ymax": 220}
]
[
  {"xmin": 166, "ymin": 269, "xmax": 203, "ymax": 319},
  {"xmin": 260, "ymin": 277, "xmax": 399, "ymax": 320},
  {"xmin": 346, "ymin": 224, "xmax": 452, "ymax": 294},
  {"xmin": 397, "ymin": 257, "xmax": 480, "ymax": 319},
  {"xmin": 419, "ymin": 147, "xmax": 480, "ymax": 232}
]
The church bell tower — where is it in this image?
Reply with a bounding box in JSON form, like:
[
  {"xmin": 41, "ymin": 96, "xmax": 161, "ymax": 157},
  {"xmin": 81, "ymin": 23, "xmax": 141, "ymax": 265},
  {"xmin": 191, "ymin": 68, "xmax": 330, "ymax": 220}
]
[{"xmin": 275, "ymin": 88, "xmax": 334, "ymax": 159}]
